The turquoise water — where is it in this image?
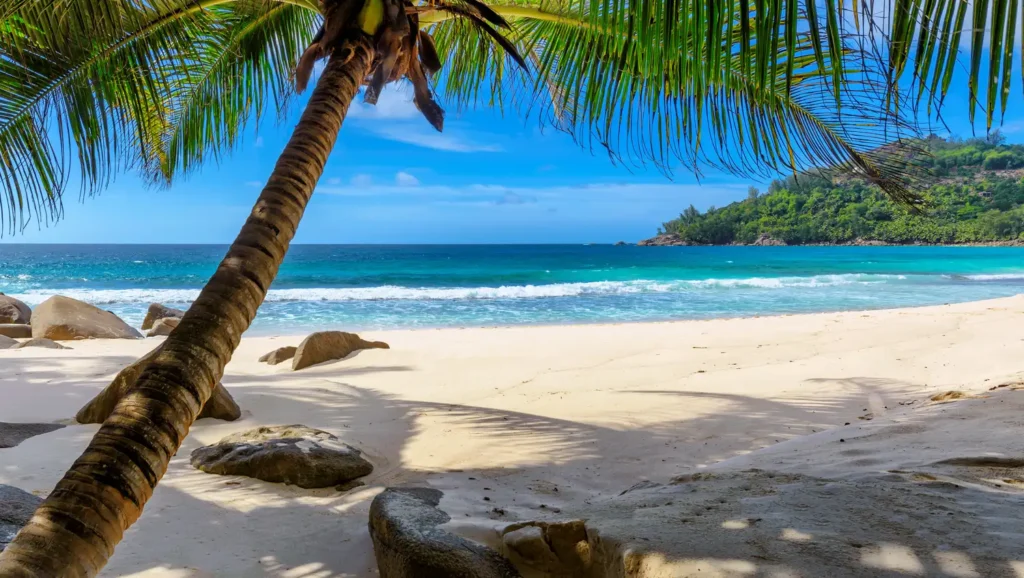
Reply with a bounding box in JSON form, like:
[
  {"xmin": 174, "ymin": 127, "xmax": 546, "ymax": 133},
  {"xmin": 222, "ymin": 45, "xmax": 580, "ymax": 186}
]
[{"xmin": 1, "ymin": 245, "xmax": 1022, "ymax": 334}]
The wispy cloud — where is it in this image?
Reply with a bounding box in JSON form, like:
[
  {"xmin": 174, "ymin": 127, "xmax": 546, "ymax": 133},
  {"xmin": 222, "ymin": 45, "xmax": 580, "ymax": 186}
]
[
  {"xmin": 350, "ymin": 173, "xmax": 374, "ymax": 187},
  {"xmin": 245, "ymin": 181, "xmax": 263, "ymax": 188},
  {"xmin": 327, "ymin": 177, "xmax": 343, "ymax": 185},
  {"xmin": 345, "ymin": 85, "xmax": 502, "ymax": 153},
  {"xmin": 318, "ymin": 180, "xmax": 747, "ymax": 206},
  {"xmin": 495, "ymin": 192, "xmax": 536, "ymax": 205},
  {"xmin": 997, "ymin": 119, "xmax": 1024, "ymax": 134},
  {"xmin": 254, "ymin": 136, "xmax": 264, "ymax": 148},
  {"xmin": 347, "ymin": 86, "xmax": 420, "ymax": 121},
  {"xmin": 367, "ymin": 125, "xmax": 502, "ymax": 153},
  {"xmin": 395, "ymin": 171, "xmax": 420, "ymax": 186}
]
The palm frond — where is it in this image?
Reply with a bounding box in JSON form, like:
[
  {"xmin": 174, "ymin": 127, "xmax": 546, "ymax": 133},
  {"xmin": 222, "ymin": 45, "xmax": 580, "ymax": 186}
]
[
  {"xmin": 431, "ymin": 0, "xmax": 924, "ymax": 203},
  {"xmin": 0, "ymin": 0, "xmax": 227, "ymax": 233},
  {"xmin": 885, "ymin": 0, "xmax": 1024, "ymax": 130},
  {"xmin": 0, "ymin": 0, "xmax": 318, "ymax": 233},
  {"xmin": 155, "ymin": 2, "xmax": 319, "ymax": 181}
]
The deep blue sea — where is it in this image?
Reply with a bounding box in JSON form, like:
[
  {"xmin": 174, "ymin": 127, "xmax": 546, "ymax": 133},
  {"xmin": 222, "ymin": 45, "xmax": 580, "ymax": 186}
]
[{"xmin": 1, "ymin": 244, "xmax": 1022, "ymax": 334}]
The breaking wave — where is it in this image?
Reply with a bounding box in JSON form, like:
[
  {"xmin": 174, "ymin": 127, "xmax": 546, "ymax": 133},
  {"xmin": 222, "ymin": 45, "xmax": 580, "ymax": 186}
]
[{"xmin": 8, "ymin": 273, "xmax": 909, "ymax": 305}]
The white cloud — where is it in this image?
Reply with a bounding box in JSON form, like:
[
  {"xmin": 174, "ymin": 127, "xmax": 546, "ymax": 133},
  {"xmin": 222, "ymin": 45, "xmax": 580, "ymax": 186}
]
[
  {"xmin": 347, "ymin": 86, "xmax": 420, "ymax": 121},
  {"xmin": 395, "ymin": 171, "xmax": 420, "ymax": 186},
  {"xmin": 495, "ymin": 192, "xmax": 536, "ymax": 205},
  {"xmin": 344, "ymin": 84, "xmax": 503, "ymax": 153},
  {"xmin": 369, "ymin": 125, "xmax": 502, "ymax": 153},
  {"xmin": 254, "ymin": 136, "xmax": 264, "ymax": 148},
  {"xmin": 350, "ymin": 174, "xmax": 373, "ymax": 187},
  {"xmin": 245, "ymin": 181, "xmax": 263, "ymax": 188},
  {"xmin": 327, "ymin": 177, "xmax": 342, "ymax": 185},
  {"xmin": 997, "ymin": 119, "xmax": 1024, "ymax": 134}
]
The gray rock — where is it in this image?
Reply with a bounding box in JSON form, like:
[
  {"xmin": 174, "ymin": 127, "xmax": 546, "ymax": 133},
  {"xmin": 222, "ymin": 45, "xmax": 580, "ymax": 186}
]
[
  {"xmin": 259, "ymin": 346, "xmax": 297, "ymax": 365},
  {"xmin": 31, "ymin": 296, "xmax": 142, "ymax": 340},
  {"xmin": 0, "ymin": 335, "xmax": 17, "ymax": 350},
  {"xmin": 0, "ymin": 422, "xmax": 65, "ymax": 448},
  {"xmin": 0, "ymin": 485, "xmax": 42, "ymax": 552},
  {"xmin": 292, "ymin": 331, "xmax": 389, "ymax": 371},
  {"xmin": 15, "ymin": 338, "xmax": 70, "ymax": 350},
  {"xmin": 751, "ymin": 233, "xmax": 787, "ymax": 246},
  {"xmin": 0, "ymin": 324, "xmax": 32, "ymax": 339},
  {"xmin": 142, "ymin": 303, "xmax": 185, "ymax": 330},
  {"xmin": 0, "ymin": 295, "xmax": 30, "ymax": 324},
  {"xmin": 370, "ymin": 487, "xmax": 520, "ymax": 578},
  {"xmin": 637, "ymin": 233, "xmax": 687, "ymax": 246},
  {"xmin": 76, "ymin": 344, "xmax": 240, "ymax": 424},
  {"xmin": 190, "ymin": 425, "xmax": 372, "ymax": 489},
  {"xmin": 146, "ymin": 317, "xmax": 180, "ymax": 337}
]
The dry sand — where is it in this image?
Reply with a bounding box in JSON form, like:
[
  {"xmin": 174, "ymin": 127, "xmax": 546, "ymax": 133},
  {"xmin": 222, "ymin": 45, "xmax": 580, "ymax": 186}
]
[{"xmin": 1, "ymin": 295, "xmax": 1023, "ymax": 576}]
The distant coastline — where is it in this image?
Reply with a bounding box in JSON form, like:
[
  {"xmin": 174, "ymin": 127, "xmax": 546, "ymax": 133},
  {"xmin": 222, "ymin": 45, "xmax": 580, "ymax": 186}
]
[{"xmin": 636, "ymin": 233, "xmax": 1024, "ymax": 247}]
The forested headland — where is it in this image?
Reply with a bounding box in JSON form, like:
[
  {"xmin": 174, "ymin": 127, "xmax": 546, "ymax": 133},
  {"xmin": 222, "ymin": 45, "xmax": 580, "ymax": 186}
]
[{"xmin": 646, "ymin": 134, "xmax": 1024, "ymax": 246}]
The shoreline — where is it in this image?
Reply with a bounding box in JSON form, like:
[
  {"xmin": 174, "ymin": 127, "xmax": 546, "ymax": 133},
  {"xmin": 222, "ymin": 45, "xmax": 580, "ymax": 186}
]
[
  {"xmin": 2, "ymin": 295, "xmax": 1023, "ymax": 575},
  {"xmin": 236, "ymin": 290, "xmax": 1024, "ymax": 337}
]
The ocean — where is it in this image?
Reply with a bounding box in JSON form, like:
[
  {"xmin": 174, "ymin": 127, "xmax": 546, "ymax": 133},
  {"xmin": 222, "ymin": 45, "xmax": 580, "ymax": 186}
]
[{"xmin": 2, "ymin": 244, "xmax": 1023, "ymax": 334}]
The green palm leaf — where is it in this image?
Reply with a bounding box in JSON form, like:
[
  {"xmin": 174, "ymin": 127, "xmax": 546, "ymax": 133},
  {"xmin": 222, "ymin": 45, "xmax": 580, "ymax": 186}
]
[{"xmin": 431, "ymin": 0, "xmax": 922, "ymax": 202}]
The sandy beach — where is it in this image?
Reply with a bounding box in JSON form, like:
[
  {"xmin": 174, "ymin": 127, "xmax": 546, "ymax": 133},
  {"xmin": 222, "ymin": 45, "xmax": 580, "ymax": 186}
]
[{"xmin": 2, "ymin": 295, "xmax": 1024, "ymax": 576}]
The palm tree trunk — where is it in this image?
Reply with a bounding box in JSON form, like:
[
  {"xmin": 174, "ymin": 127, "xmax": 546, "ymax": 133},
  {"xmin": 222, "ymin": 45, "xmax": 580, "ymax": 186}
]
[{"xmin": 0, "ymin": 36, "xmax": 374, "ymax": 578}]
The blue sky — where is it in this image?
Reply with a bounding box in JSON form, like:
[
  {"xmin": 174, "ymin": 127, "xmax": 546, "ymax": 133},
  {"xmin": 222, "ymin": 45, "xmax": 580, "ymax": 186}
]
[{"xmin": 5, "ymin": 49, "xmax": 1024, "ymax": 244}]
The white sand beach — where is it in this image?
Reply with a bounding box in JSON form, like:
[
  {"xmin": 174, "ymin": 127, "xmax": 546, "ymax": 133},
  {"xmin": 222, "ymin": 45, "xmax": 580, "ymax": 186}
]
[{"xmin": 2, "ymin": 296, "xmax": 1024, "ymax": 576}]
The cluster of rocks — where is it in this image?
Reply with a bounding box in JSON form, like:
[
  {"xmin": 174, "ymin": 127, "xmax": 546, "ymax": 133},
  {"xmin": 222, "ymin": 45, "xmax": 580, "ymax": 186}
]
[
  {"xmin": 750, "ymin": 233, "xmax": 787, "ymax": 246},
  {"xmin": 0, "ymin": 296, "xmax": 192, "ymax": 345},
  {"xmin": 636, "ymin": 232, "xmax": 789, "ymax": 246},
  {"xmin": 636, "ymin": 233, "xmax": 687, "ymax": 246},
  {"xmin": 258, "ymin": 331, "xmax": 389, "ymax": 371},
  {"xmin": 0, "ymin": 294, "xmax": 144, "ymax": 342}
]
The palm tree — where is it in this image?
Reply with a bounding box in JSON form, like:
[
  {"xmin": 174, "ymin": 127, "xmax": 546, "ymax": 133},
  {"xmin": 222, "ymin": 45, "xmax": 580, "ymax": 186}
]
[{"xmin": 0, "ymin": 0, "xmax": 961, "ymax": 574}]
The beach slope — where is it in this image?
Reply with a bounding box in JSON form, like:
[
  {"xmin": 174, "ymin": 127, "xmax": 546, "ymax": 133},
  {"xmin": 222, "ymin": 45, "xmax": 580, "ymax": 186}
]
[{"xmin": 1, "ymin": 295, "xmax": 1022, "ymax": 576}]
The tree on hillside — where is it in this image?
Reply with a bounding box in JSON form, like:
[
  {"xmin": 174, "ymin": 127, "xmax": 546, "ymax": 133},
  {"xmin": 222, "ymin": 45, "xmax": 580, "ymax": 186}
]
[{"xmin": 0, "ymin": 0, "xmax": 995, "ymax": 574}]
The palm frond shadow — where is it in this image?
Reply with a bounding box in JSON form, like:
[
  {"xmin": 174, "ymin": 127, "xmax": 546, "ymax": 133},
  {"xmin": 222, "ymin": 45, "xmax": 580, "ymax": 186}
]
[{"xmin": 6, "ymin": 357, "xmax": 989, "ymax": 577}]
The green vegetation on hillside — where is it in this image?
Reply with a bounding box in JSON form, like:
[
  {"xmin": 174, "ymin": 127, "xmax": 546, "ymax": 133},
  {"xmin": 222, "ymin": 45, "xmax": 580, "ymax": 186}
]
[{"xmin": 659, "ymin": 134, "xmax": 1024, "ymax": 245}]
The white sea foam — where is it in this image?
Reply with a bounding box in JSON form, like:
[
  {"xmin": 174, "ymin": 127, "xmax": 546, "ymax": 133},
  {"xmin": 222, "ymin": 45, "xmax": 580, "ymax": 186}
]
[
  {"xmin": 8, "ymin": 274, "xmax": 908, "ymax": 305},
  {"xmin": 960, "ymin": 273, "xmax": 1024, "ymax": 281}
]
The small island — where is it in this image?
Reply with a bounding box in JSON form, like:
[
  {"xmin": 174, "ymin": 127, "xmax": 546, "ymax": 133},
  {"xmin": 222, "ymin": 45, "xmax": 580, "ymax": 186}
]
[{"xmin": 642, "ymin": 134, "xmax": 1024, "ymax": 246}]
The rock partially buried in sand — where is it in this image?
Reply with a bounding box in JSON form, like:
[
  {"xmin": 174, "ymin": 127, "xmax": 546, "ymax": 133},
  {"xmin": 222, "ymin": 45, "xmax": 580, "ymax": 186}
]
[
  {"xmin": 31, "ymin": 296, "xmax": 142, "ymax": 340},
  {"xmin": 0, "ymin": 335, "xmax": 17, "ymax": 350},
  {"xmin": 15, "ymin": 338, "xmax": 70, "ymax": 350},
  {"xmin": 369, "ymin": 487, "xmax": 521, "ymax": 578},
  {"xmin": 142, "ymin": 303, "xmax": 185, "ymax": 330},
  {"xmin": 0, "ymin": 295, "xmax": 30, "ymax": 325},
  {"xmin": 0, "ymin": 485, "xmax": 42, "ymax": 552},
  {"xmin": 292, "ymin": 331, "xmax": 389, "ymax": 371},
  {"xmin": 146, "ymin": 317, "xmax": 180, "ymax": 337},
  {"xmin": 0, "ymin": 324, "xmax": 32, "ymax": 339},
  {"xmin": 76, "ymin": 345, "xmax": 240, "ymax": 424},
  {"xmin": 190, "ymin": 425, "xmax": 372, "ymax": 489},
  {"xmin": 0, "ymin": 422, "xmax": 65, "ymax": 449},
  {"xmin": 259, "ymin": 346, "xmax": 296, "ymax": 366}
]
